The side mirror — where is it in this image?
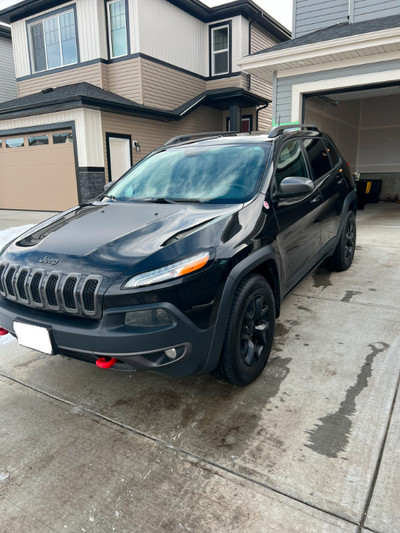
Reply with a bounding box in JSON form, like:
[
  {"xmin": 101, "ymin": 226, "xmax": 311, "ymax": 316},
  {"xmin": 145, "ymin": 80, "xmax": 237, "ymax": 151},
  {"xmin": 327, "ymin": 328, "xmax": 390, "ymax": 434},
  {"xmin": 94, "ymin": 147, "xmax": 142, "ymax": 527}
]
[{"xmin": 276, "ymin": 176, "xmax": 314, "ymax": 198}]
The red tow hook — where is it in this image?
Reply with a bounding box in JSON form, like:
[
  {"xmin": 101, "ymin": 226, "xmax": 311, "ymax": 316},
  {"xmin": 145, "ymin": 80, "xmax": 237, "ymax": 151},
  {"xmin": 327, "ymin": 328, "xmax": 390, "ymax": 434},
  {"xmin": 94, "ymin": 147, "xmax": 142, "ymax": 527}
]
[
  {"xmin": 0, "ymin": 328, "xmax": 9, "ymax": 336},
  {"xmin": 96, "ymin": 357, "xmax": 117, "ymax": 369}
]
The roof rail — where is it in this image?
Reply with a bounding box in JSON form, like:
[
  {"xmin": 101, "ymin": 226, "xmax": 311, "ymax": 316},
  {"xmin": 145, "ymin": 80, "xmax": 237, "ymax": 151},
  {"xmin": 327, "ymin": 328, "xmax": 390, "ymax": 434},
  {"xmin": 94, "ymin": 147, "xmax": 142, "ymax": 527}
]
[
  {"xmin": 164, "ymin": 130, "xmax": 243, "ymax": 146},
  {"xmin": 268, "ymin": 124, "xmax": 320, "ymax": 139}
]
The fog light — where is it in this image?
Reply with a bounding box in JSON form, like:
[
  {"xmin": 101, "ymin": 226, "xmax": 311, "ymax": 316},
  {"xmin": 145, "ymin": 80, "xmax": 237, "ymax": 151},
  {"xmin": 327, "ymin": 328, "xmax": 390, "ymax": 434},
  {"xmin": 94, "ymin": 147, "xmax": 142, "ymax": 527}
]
[
  {"xmin": 125, "ymin": 308, "xmax": 175, "ymax": 328},
  {"xmin": 165, "ymin": 348, "xmax": 177, "ymax": 360}
]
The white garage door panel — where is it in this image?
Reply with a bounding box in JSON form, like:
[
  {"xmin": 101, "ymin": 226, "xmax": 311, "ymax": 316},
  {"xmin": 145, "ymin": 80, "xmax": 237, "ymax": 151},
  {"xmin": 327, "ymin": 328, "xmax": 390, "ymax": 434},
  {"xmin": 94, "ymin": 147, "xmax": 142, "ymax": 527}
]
[{"xmin": 0, "ymin": 130, "xmax": 78, "ymax": 211}]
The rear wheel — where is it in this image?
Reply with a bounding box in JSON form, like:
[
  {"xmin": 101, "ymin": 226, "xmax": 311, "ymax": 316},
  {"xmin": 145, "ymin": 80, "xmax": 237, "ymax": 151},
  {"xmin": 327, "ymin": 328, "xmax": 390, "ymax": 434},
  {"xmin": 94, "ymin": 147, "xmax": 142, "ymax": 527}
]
[
  {"xmin": 329, "ymin": 211, "xmax": 356, "ymax": 271},
  {"xmin": 215, "ymin": 274, "xmax": 275, "ymax": 386}
]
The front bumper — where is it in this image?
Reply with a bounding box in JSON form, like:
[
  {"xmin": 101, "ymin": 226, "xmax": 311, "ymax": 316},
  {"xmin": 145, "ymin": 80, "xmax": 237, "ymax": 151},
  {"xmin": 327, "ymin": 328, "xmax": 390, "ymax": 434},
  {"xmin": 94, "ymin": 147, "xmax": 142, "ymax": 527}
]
[{"xmin": 0, "ymin": 297, "xmax": 214, "ymax": 377}]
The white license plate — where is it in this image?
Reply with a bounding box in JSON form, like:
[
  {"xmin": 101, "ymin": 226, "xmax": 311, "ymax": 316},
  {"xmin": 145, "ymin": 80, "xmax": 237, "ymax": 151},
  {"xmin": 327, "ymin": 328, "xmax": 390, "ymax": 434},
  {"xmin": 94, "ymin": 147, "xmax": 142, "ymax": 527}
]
[{"xmin": 13, "ymin": 322, "xmax": 53, "ymax": 355}]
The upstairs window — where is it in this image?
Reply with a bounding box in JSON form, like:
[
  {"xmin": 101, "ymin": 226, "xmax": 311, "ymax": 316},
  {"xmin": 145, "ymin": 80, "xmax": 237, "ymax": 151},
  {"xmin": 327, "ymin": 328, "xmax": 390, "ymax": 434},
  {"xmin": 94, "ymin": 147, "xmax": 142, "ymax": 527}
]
[
  {"xmin": 28, "ymin": 9, "xmax": 78, "ymax": 72},
  {"xmin": 210, "ymin": 23, "xmax": 230, "ymax": 76},
  {"xmin": 107, "ymin": 0, "xmax": 128, "ymax": 58}
]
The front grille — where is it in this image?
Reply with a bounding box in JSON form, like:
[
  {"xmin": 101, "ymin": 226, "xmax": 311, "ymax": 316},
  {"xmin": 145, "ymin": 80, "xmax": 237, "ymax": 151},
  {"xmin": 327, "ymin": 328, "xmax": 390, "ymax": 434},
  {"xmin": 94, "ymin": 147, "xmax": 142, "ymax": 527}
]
[
  {"xmin": 0, "ymin": 265, "xmax": 6, "ymax": 293},
  {"xmin": 5, "ymin": 267, "xmax": 16, "ymax": 297},
  {"xmin": 63, "ymin": 277, "xmax": 77, "ymax": 310},
  {"xmin": 0, "ymin": 263, "xmax": 102, "ymax": 318},
  {"xmin": 31, "ymin": 272, "xmax": 43, "ymax": 303},
  {"xmin": 45, "ymin": 274, "xmax": 59, "ymax": 307},
  {"xmin": 82, "ymin": 279, "xmax": 99, "ymax": 312}
]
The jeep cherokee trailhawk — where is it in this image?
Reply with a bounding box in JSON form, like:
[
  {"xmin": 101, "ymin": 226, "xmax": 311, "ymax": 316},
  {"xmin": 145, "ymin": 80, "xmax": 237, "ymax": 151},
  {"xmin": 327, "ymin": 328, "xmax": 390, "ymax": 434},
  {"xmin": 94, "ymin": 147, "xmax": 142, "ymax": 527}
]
[{"xmin": 0, "ymin": 125, "xmax": 357, "ymax": 385}]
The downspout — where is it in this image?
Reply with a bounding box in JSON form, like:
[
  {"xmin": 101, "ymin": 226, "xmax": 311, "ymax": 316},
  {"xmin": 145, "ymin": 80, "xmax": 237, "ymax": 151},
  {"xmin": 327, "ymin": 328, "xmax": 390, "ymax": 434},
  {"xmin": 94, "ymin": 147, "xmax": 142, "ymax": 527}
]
[
  {"xmin": 256, "ymin": 104, "xmax": 268, "ymax": 131},
  {"xmin": 348, "ymin": 0, "xmax": 355, "ymax": 23}
]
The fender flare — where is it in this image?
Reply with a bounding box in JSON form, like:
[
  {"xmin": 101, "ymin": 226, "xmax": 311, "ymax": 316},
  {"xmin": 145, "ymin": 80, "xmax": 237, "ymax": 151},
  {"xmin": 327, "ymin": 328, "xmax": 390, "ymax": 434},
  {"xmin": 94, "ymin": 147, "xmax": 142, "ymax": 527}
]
[
  {"xmin": 201, "ymin": 246, "xmax": 280, "ymax": 373},
  {"xmin": 333, "ymin": 191, "xmax": 357, "ymax": 249}
]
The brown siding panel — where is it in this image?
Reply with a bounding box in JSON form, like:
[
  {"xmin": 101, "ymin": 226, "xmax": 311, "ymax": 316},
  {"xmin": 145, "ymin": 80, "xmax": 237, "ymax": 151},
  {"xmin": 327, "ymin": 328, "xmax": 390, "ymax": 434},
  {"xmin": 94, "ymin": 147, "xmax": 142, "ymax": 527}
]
[
  {"xmin": 206, "ymin": 73, "xmax": 249, "ymax": 91},
  {"xmin": 101, "ymin": 108, "xmax": 222, "ymax": 180},
  {"xmin": 107, "ymin": 58, "xmax": 143, "ymax": 103},
  {"xmin": 18, "ymin": 63, "xmax": 104, "ymax": 97},
  {"xmin": 250, "ymin": 23, "xmax": 280, "ymax": 54},
  {"xmin": 140, "ymin": 58, "xmax": 205, "ymax": 110}
]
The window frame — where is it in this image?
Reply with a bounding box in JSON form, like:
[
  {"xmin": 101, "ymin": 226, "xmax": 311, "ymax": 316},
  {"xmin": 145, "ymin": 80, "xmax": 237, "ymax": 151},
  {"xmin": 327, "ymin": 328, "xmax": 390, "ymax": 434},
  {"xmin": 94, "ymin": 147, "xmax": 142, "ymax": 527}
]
[
  {"xmin": 209, "ymin": 21, "xmax": 232, "ymax": 77},
  {"xmin": 301, "ymin": 137, "xmax": 333, "ymax": 183},
  {"xmin": 26, "ymin": 5, "xmax": 79, "ymax": 74},
  {"xmin": 106, "ymin": 0, "xmax": 129, "ymax": 60}
]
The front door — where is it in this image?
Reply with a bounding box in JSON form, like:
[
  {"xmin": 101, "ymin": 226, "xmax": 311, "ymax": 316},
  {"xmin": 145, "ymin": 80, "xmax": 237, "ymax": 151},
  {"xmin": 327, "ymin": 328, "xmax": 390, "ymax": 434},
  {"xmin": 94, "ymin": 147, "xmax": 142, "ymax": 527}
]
[
  {"xmin": 272, "ymin": 139, "xmax": 323, "ymax": 294},
  {"xmin": 107, "ymin": 134, "xmax": 132, "ymax": 181}
]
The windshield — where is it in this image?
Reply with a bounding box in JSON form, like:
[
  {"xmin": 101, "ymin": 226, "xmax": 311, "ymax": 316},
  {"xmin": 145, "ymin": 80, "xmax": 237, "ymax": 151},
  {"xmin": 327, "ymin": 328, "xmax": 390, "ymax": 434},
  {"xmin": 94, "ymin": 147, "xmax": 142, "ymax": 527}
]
[{"xmin": 105, "ymin": 143, "xmax": 270, "ymax": 204}]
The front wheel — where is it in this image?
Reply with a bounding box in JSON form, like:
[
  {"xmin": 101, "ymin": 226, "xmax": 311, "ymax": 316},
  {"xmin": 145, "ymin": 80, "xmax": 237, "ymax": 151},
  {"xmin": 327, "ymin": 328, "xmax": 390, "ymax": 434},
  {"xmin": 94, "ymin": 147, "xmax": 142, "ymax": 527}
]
[
  {"xmin": 214, "ymin": 274, "xmax": 275, "ymax": 386},
  {"xmin": 328, "ymin": 211, "xmax": 356, "ymax": 272}
]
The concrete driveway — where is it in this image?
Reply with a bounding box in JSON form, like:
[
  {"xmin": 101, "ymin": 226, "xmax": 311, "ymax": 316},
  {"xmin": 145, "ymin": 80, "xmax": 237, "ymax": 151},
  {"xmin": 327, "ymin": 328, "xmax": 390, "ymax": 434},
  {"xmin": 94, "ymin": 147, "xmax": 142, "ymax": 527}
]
[{"xmin": 0, "ymin": 205, "xmax": 399, "ymax": 532}]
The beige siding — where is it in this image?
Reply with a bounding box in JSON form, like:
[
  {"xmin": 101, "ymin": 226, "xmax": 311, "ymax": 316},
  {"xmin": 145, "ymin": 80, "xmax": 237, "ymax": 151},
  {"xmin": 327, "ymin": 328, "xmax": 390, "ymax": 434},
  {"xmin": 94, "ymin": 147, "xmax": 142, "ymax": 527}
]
[
  {"xmin": 141, "ymin": 58, "xmax": 205, "ymax": 110},
  {"xmin": 106, "ymin": 58, "xmax": 143, "ymax": 103},
  {"xmin": 101, "ymin": 107, "xmax": 222, "ymax": 180},
  {"xmin": 0, "ymin": 36, "xmax": 17, "ymax": 103},
  {"xmin": 17, "ymin": 63, "xmax": 103, "ymax": 97},
  {"xmin": 206, "ymin": 73, "xmax": 249, "ymax": 91},
  {"xmin": 250, "ymin": 23, "xmax": 280, "ymax": 55},
  {"xmin": 0, "ymin": 108, "xmax": 103, "ymax": 167}
]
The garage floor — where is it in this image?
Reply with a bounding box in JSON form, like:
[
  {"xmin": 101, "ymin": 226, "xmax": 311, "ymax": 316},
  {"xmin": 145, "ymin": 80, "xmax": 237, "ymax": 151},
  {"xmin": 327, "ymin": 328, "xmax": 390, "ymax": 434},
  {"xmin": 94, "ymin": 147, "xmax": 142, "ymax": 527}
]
[{"xmin": 0, "ymin": 203, "xmax": 399, "ymax": 532}]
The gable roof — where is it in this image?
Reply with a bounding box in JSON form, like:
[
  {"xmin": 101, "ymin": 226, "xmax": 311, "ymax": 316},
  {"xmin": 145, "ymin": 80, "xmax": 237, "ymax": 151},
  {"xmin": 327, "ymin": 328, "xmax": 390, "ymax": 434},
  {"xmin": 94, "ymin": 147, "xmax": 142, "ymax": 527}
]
[
  {"xmin": 253, "ymin": 13, "xmax": 400, "ymax": 56},
  {"xmin": 238, "ymin": 13, "xmax": 400, "ymax": 82},
  {"xmin": 0, "ymin": 81, "xmax": 269, "ymax": 121},
  {"xmin": 0, "ymin": 0, "xmax": 290, "ymax": 41}
]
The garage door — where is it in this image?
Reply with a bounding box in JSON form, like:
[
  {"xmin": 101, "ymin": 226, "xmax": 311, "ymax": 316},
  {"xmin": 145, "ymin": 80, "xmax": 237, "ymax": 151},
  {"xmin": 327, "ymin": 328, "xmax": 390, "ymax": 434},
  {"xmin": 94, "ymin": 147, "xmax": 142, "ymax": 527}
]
[{"xmin": 0, "ymin": 129, "xmax": 78, "ymax": 211}]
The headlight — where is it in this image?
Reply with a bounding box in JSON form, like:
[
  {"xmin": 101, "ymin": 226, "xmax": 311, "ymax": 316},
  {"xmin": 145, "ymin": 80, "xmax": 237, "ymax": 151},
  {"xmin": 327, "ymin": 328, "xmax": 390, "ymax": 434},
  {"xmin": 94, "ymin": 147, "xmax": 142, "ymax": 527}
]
[{"xmin": 125, "ymin": 251, "xmax": 210, "ymax": 288}]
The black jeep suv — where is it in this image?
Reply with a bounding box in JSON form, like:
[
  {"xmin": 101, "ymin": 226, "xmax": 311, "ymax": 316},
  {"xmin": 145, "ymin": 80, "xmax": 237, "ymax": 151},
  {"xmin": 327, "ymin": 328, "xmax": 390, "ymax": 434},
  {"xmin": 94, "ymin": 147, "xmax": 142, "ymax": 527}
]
[{"xmin": 0, "ymin": 125, "xmax": 357, "ymax": 385}]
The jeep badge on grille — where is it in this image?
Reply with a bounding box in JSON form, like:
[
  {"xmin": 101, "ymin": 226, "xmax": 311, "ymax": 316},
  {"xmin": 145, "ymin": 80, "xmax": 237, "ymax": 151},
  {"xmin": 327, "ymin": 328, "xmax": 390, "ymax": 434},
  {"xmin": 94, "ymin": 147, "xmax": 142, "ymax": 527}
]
[{"xmin": 39, "ymin": 256, "xmax": 59, "ymax": 266}]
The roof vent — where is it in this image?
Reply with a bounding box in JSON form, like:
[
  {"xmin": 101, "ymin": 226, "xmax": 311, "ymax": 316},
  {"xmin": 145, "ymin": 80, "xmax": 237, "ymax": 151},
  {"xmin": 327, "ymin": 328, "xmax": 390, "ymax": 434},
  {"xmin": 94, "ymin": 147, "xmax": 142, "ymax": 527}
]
[{"xmin": 41, "ymin": 87, "xmax": 54, "ymax": 94}]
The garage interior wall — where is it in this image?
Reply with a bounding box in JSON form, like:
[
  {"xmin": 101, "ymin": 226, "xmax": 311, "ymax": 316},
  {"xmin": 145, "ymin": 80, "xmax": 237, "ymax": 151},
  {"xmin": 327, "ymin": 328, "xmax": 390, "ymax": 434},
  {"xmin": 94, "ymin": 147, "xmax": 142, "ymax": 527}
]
[{"xmin": 305, "ymin": 93, "xmax": 400, "ymax": 198}]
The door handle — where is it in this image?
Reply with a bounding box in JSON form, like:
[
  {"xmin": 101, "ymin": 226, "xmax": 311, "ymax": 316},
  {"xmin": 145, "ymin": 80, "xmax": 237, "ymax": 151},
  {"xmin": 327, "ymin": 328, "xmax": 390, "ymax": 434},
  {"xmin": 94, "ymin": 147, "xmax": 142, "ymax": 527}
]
[{"xmin": 310, "ymin": 195, "xmax": 321, "ymax": 204}]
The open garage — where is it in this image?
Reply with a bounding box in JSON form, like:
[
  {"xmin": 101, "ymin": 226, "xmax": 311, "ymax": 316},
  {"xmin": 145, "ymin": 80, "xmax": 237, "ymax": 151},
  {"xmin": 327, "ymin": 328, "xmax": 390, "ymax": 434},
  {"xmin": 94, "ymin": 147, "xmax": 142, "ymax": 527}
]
[
  {"xmin": 304, "ymin": 84, "xmax": 400, "ymax": 202},
  {"xmin": 0, "ymin": 128, "xmax": 78, "ymax": 212}
]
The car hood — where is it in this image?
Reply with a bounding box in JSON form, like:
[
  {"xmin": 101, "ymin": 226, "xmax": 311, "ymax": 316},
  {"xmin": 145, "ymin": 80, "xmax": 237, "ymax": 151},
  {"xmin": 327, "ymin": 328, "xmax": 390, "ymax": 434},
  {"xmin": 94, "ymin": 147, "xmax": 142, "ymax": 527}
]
[{"xmin": 3, "ymin": 202, "xmax": 241, "ymax": 277}]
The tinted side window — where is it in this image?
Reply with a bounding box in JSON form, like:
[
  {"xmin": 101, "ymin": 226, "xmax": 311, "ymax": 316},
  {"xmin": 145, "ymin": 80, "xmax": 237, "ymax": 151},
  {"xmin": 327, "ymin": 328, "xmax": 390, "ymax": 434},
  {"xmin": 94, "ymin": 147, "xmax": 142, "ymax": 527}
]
[
  {"xmin": 324, "ymin": 140, "xmax": 340, "ymax": 167},
  {"xmin": 275, "ymin": 140, "xmax": 308, "ymax": 187},
  {"xmin": 302, "ymin": 138, "xmax": 332, "ymax": 180}
]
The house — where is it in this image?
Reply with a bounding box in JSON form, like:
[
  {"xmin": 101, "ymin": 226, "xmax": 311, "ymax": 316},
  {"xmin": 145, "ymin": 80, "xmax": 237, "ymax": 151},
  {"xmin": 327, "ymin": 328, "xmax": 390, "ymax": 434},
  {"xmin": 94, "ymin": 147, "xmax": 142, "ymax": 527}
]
[
  {"xmin": 0, "ymin": 24, "xmax": 17, "ymax": 103},
  {"xmin": 238, "ymin": 0, "xmax": 400, "ymax": 200},
  {"xmin": 0, "ymin": 0, "xmax": 290, "ymax": 211}
]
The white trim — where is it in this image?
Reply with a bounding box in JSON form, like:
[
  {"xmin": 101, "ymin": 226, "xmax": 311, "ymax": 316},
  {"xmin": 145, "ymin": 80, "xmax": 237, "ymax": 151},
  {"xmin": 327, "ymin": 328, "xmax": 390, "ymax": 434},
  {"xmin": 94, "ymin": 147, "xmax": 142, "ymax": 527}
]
[
  {"xmin": 277, "ymin": 50, "xmax": 400, "ymax": 79},
  {"xmin": 238, "ymin": 26, "xmax": 400, "ymax": 72},
  {"xmin": 291, "ymin": 69, "xmax": 400, "ymax": 122}
]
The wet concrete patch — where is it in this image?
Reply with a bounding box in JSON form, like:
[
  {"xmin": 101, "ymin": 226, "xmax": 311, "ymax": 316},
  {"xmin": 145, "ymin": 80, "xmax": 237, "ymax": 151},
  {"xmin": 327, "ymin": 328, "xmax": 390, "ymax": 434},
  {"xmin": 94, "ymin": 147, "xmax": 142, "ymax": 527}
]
[
  {"xmin": 341, "ymin": 290, "xmax": 362, "ymax": 303},
  {"xmin": 312, "ymin": 267, "xmax": 333, "ymax": 290},
  {"xmin": 305, "ymin": 342, "xmax": 390, "ymax": 458}
]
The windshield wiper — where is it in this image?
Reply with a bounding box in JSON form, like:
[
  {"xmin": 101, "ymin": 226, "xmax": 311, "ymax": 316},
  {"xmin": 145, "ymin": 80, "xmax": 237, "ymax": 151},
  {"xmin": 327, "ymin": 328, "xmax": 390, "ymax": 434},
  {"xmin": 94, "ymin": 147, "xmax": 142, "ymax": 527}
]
[
  {"xmin": 168, "ymin": 198, "xmax": 205, "ymax": 203},
  {"xmin": 134, "ymin": 197, "xmax": 177, "ymax": 204}
]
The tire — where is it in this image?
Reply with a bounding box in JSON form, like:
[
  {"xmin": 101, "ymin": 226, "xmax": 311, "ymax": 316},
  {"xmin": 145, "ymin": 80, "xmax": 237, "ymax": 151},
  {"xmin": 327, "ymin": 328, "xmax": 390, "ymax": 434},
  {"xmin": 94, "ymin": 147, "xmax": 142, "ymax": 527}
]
[
  {"xmin": 214, "ymin": 274, "xmax": 275, "ymax": 386},
  {"xmin": 329, "ymin": 211, "xmax": 356, "ymax": 272}
]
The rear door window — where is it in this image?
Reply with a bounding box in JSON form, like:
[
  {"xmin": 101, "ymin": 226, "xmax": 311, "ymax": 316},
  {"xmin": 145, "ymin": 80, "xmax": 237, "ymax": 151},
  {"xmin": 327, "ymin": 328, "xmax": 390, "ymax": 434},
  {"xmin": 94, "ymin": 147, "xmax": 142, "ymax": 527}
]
[
  {"xmin": 275, "ymin": 140, "xmax": 309, "ymax": 187},
  {"xmin": 302, "ymin": 138, "xmax": 332, "ymax": 180},
  {"xmin": 324, "ymin": 140, "xmax": 340, "ymax": 167}
]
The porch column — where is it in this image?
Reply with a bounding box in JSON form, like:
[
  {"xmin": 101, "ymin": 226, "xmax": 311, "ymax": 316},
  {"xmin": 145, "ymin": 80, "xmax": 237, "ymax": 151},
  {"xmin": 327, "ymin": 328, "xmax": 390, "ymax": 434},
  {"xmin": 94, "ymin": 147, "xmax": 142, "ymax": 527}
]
[{"xmin": 229, "ymin": 104, "xmax": 241, "ymax": 131}]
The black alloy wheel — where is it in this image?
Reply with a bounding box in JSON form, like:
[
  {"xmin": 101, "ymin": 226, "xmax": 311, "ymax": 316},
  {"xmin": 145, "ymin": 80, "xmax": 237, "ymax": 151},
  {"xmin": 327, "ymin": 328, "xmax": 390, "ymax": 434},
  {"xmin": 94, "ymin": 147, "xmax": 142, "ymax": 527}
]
[
  {"xmin": 215, "ymin": 273, "xmax": 275, "ymax": 386},
  {"xmin": 329, "ymin": 211, "xmax": 356, "ymax": 272}
]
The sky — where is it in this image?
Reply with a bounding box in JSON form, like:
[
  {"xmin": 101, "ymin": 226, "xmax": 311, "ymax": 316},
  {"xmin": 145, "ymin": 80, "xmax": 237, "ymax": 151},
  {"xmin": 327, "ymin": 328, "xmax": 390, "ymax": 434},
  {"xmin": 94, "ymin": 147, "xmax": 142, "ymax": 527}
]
[{"xmin": 0, "ymin": 0, "xmax": 293, "ymax": 30}]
